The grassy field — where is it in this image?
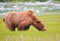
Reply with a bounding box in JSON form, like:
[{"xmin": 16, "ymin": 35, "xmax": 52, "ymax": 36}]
[{"xmin": 0, "ymin": 12, "xmax": 60, "ymax": 41}]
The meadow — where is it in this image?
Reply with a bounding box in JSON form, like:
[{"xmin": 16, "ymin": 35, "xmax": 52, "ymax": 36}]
[{"xmin": 0, "ymin": 12, "xmax": 60, "ymax": 41}]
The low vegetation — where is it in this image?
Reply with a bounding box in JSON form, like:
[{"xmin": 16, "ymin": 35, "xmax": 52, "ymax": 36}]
[{"xmin": 0, "ymin": 12, "xmax": 60, "ymax": 41}]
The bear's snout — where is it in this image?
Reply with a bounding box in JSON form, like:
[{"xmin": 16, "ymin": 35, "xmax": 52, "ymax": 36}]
[{"xmin": 40, "ymin": 28, "xmax": 46, "ymax": 31}]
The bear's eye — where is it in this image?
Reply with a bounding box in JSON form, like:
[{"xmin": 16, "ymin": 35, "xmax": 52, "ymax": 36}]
[{"xmin": 36, "ymin": 21, "xmax": 40, "ymax": 23}]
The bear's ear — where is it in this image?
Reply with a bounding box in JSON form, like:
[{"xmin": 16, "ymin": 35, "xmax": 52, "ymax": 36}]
[
  {"xmin": 27, "ymin": 10, "xmax": 33, "ymax": 15},
  {"xmin": 27, "ymin": 10, "xmax": 33, "ymax": 13}
]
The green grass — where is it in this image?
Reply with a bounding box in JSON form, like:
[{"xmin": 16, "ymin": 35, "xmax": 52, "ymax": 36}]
[{"xmin": 0, "ymin": 12, "xmax": 60, "ymax": 41}]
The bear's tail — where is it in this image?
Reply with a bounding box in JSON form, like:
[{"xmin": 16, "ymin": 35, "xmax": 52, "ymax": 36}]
[{"xmin": 3, "ymin": 18, "xmax": 5, "ymax": 22}]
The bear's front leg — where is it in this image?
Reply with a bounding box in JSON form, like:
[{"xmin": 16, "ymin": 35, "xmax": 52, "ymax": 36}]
[
  {"xmin": 23, "ymin": 24, "xmax": 31, "ymax": 31},
  {"xmin": 18, "ymin": 21, "xmax": 31, "ymax": 31},
  {"xmin": 18, "ymin": 23, "xmax": 23, "ymax": 31}
]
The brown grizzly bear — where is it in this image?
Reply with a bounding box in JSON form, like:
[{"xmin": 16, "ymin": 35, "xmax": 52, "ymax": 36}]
[{"xmin": 3, "ymin": 10, "xmax": 46, "ymax": 31}]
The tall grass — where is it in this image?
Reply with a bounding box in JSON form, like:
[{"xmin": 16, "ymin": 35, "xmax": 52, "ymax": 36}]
[{"xmin": 0, "ymin": 12, "xmax": 60, "ymax": 41}]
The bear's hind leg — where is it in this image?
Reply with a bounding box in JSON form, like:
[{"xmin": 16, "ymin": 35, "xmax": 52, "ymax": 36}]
[
  {"xmin": 6, "ymin": 23, "xmax": 15, "ymax": 31},
  {"xmin": 8, "ymin": 25, "xmax": 15, "ymax": 31}
]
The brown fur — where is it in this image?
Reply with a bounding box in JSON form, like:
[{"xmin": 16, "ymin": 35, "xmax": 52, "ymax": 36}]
[{"xmin": 3, "ymin": 10, "xmax": 46, "ymax": 31}]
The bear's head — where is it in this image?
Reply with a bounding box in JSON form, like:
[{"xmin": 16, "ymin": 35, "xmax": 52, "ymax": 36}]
[
  {"xmin": 32, "ymin": 16, "xmax": 46, "ymax": 31},
  {"xmin": 32, "ymin": 20, "xmax": 46, "ymax": 31}
]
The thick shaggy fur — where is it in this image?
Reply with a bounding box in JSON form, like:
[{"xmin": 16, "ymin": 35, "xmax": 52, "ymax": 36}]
[{"xmin": 3, "ymin": 10, "xmax": 46, "ymax": 31}]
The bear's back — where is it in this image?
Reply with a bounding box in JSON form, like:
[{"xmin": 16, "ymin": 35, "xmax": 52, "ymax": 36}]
[{"xmin": 4, "ymin": 10, "xmax": 34, "ymax": 27}]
